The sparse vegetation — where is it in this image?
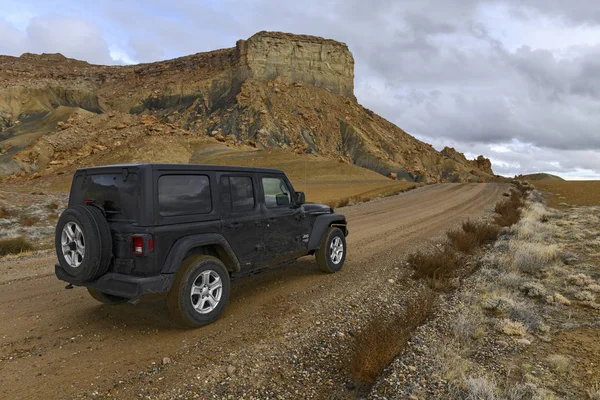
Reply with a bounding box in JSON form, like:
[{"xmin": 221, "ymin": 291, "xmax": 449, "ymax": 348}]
[
  {"xmin": 494, "ymin": 191, "xmax": 524, "ymax": 227},
  {"xmin": 408, "ymin": 246, "xmax": 461, "ymax": 290},
  {"xmin": 0, "ymin": 206, "xmax": 13, "ymax": 218},
  {"xmin": 46, "ymin": 201, "xmax": 59, "ymax": 211},
  {"xmin": 447, "ymin": 220, "xmax": 500, "ymax": 254},
  {"xmin": 18, "ymin": 214, "xmax": 40, "ymax": 226},
  {"xmin": 0, "ymin": 236, "xmax": 34, "ymax": 256},
  {"xmin": 350, "ymin": 288, "xmax": 434, "ymax": 386}
]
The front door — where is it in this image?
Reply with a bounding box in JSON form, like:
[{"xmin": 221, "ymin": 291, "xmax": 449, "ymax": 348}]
[
  {"xmin": 218, "ymin": 173, "xmax": 264, "ymax": 269},
  {"xmin": 259, "ymin": 174, "xmax": 304, "ymax": 263}
]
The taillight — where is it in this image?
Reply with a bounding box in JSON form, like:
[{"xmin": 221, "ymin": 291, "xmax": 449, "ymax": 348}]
[
  {"xmin": 148, "ymin": 238, "xmax": 154, "ymax": 252},
  {"xmin": 132, "ymin": 236, "xmax": 144, "ymax": 256}
]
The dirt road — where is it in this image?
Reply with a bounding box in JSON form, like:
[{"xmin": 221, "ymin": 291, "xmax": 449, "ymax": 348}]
[{"xmin": 0, "ymin": 183, "xmax": 508, "ymax": 399}]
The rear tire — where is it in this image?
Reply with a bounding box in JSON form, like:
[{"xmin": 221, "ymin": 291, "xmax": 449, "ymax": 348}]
[
  {"xmin": 316, "ymin": 227, "xmax": 346, "ymax": 273},
  {"xmin": 167, "ymin": 255, "xmax": 231, "ymax": 328},
  {"xmin": 87, "ymin": 287, "xmax": 128, "ymax": 304},
  {"xmin": 55, "ymin": 205, "xmax": 112, "ymax": 282}
]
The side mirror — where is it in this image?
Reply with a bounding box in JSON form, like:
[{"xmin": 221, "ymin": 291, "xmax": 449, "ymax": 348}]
[
  {"xmin": 295, "ymin": 191, "xmax": 306, "ymax": 205},
  {"xmin": 276, "ymin": 194, "xmax": 291, "ymax": 206}
]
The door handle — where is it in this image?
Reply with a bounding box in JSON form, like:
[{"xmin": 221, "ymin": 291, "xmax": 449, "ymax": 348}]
[{"xmin": 227, "ymin": 222, "xmax": 242, "ymax": 230}]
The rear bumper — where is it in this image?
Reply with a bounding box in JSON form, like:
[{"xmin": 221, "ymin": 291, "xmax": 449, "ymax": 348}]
[{"xmin": 55, "ymin": 264, "xmax": 175, "ymax": 299}]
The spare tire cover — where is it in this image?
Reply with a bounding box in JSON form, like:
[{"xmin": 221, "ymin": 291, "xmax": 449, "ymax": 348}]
[{"xmin": 55, "ymin": 205, "xmax": 112, "ymax": 282}]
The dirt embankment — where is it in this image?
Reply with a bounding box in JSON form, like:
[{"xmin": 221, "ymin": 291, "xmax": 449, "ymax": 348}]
[{"xmin": 0, "ymin": 183, "xmax": 507, "ymax": 399}]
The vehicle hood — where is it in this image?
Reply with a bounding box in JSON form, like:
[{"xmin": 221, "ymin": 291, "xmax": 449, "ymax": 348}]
[{"xmin": 303, "ymin": 203, "xmax": 333, "ymax": 215}]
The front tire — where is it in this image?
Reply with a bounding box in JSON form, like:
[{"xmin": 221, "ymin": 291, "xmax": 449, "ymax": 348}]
[
  {"xmin": 167, "ymin": 255, "xmax": 231, "ymax": 328},
  {"xmin": 87, "ymin": 287, "xmax": 129, "ymax": 304},
  {"xmin": 316, "ymin": 227, "xmax": 346, "ymax": 273}
]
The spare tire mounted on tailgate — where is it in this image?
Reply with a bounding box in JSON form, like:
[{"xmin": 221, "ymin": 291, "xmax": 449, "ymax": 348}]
[{"xmin": 55, "ymin": 205, "xmax": 112, "ymax": 282}]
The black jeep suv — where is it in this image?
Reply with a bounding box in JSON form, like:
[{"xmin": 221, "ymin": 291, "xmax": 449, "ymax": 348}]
[{"xmin": 55, "ymin": 164, "xmax": 348, "ymax": 327}]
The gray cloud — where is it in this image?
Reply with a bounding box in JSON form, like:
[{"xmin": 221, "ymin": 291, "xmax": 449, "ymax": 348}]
[{"xmin": 0, "ymin": 15, "xmax": 113, "ymax": 64}]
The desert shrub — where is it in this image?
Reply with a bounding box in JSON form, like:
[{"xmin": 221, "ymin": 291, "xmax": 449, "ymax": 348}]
[
  {"xmin": 573, "ymin": 290, "xmax": 595, "ymax": 302},
  {"xmin": 447, "ymin": 229, "xmax": 479, "ymax": 253},
  {"xmin": 546, "ymin": 354, "xmax": 570, "ymax": 372},
  {"xmin": 567, "ymin": 273, "xmax": 595, "ymax": 287},
  {"xmin": 552, "ymin": 293, "xmax": 572, "ymax": 306},
  {"xmin": 481, "ymin": 295, "xmax": 516, "ymax": 312},
  {"xmin": 497, "ymin": 318, "xmax": 527, "ymax": 336},
  {"xmin": 337, "ymin": 197, "xmax": 350, "ymax": 208},
  {"xmin": 494, "ymin": 190, "xmax": 525, "ymax": 227},
  {"xmin": 46, "ymin": 201, "xmax": 59, "ymax": 211},
  {"xmin": 0, "ymin": 206, "xmax": 13, "ymax": 219},
  {"xmin": 587, "ymin": 382, "xmax": 600, "ymax": 400},
  {"xmin": 350, "ymin": 288, "xmax": 434, "ymax": 386},
  {"xmin": 494, "ymin": 201, "xmax": 522, "ymax": 227},
  {"xmin": 19, "ymin": 214, "xmax": 40, "ymax": 226},
  {"xmin": 520, "ymin": 281, "xmax": 547, "ymax": 298},
  {"xmin": 0, "ymin": 236, "xmax": 35, "ymax": 256},
  {"xmin": 408, "ymin": 246, "xmax": 462, "ymax": 290},
  {"xmin": 511, "ymin": 241, "xmax": 559, "ymax": 274},
  {"xmin": 508, "ymin": 302, "xmax": 544, "ymax": 331},
  {"xmin": 463, "ymin": 376, "xmax": 500, "ymax": 400}
]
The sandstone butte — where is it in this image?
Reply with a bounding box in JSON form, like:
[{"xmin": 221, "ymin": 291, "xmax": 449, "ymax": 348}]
[{"xmin": 0, "ymin": 31, "xmax": 498, "ymax": 183}]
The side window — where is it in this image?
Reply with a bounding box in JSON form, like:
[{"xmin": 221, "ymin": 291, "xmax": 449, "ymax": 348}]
[
  {"xmin": 158, "ymin": 175, "xmax": 211, "ymax": 216},
  {"xmin": 262, "ymin": 177, "xmax": 291, "ymax": 208},
  {"xmin": 220, "ymin": 176, "xmax": 255, "ymax": 212}
]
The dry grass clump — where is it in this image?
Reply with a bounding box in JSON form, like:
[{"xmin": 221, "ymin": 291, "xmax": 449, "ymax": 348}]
[
  {"xmin": 350, "ymin": 288, "xmax": 434, "ymax": 386},
  {"xmin": 546, "ymin": 292, "xmax": 572, "ymax": 306},
  {"xmin": 462, "ymin": 376, "xmax": 499, "ymax": 400},
  {"xmin": 46, "ymin": 201, "xmax": 59, "ymax": 211},
  {"xmin": 516, "ymin": 203, "xmax": 558, "ymax": 241},
  {"xmin": 573, "ymin": 290, "xmax": 595, "ymax": 302},
  {"xmin": 0, "ymin": 206, "xmax": 13, "ymax": 219},
  {"xmin": 546, "ymin": 354, "xmax": 571, "ymax": 372},
  {"xmin": 0, "ymin": 236, "xmax": 35, "ymax": 256},
  {"xmin": 511, "ymin": 241, "xmax": 559, "ymax": 274},
  {"xmin": 18, "ymin": 214, "xmax": 40, "ymax": 227},
  {"xmin": 447, "ymin": 220, "xmax": 500, "ymax": 254},
  {"xmin": 567, "ymin": 273, "xmax": 595, "ymax": 287},
  {"xmin": 497, "ymin": 318, "xmax": 527, "ymax": 337},
  {"xmin": 587, "ymin": 382, "xmax": 600, "ymax": 400},
  {"xmin": 408, "ymin": 246, "xmax": 462, "ymax": 290},
  {"xmin": 481, "ymin": 295, "xmax": 516, "ymax": 312},
  {"xmin": 520, "ymin": 281, "xmax": 547, "ymax": 298}
]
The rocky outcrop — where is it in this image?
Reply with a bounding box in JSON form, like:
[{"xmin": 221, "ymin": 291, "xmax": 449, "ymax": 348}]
[
  {"xmin": 238, "ymin": 32, "xmax": 355, "ymax": 99},
  {"xmin": 475, "ymin": 155, "xmax": 493, "ymax": 175}
]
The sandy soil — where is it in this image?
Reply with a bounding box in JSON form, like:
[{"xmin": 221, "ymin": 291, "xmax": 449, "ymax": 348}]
[
  {"xmin": 0, "ymin": 183, "xmax": 507, "ymax": 399},
  {"xmin": 531, "ymin": 180, "xmax": 600, "ymax": 208}
]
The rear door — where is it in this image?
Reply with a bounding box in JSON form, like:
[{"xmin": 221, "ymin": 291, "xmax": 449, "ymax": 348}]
[
  {"xmin": 259, "ymin": 173, "xmax": 304, "ymax": 263},
  {"xmin": 218, "ymin": 172, "xmax": 264, "ymax": 269}
]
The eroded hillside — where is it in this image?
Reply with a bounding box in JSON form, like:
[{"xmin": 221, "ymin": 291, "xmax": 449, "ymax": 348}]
[{"xmin": 0, "ymin": 31, "xmax": 498, "ymax": 183}]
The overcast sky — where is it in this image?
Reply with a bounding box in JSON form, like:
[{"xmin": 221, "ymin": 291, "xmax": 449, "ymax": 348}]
[{"xmin": 1, "ymin": 0, "xmax": 600, "ymax": 179}]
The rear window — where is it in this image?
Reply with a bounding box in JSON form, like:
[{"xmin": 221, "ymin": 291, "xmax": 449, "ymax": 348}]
[
  {"xmin": 158, "ymin": 175, "xmax": 212, "ymax": 216},
  {"xmin": 71, "ymin": 173, "xmax": 139, "ymax": 220}
]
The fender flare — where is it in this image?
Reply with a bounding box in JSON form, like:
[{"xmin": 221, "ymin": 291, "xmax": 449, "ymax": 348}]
[
  {"xmin": 161, "ymin": 233, "xmax": 241, "ymax": 274},
  {"xmin": 307, "ymin": 214, "xmax": 348, "ymax": 250}
]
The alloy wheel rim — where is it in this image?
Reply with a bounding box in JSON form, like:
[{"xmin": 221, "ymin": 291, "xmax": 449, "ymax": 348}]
[
  {"xmin": 329, "ymin": 236, "xmax": 344, "ymax": 264},
  {"xmin": 61, "ymin": 222, "xmax": 85, "ymax": 268},
  {"xmin": 190, "ymin": 270, "xmax": 223, "ymax": 314}
]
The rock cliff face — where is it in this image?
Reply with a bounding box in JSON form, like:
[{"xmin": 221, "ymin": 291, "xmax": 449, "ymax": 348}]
[
  {"xmin": 0, "ymin": 31, "xmax": 497, "ymax": 182},
  {"xmin": 238, "ymin": 32, "xmax": 355, "ymax": 99}
]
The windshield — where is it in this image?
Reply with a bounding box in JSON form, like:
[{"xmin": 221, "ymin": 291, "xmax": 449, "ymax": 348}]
[{"xmin": 70, "ymin": 172, "xmax": 140, "ymax": 220}]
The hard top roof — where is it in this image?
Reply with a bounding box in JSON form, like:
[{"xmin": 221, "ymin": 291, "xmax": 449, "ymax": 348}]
[{"xmin": 77, "ymin": 163, "xmax": 285, "ymax": 174}]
